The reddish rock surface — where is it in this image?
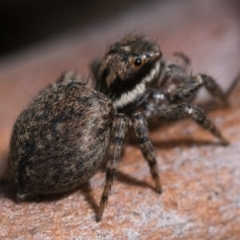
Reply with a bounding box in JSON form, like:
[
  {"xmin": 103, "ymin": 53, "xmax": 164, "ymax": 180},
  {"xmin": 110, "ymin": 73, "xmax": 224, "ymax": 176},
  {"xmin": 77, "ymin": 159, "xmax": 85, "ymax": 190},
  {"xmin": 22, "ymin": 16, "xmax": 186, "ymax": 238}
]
[{"xmin": 0, "ymin": 0, "xmax": 240, "ymax": 239}]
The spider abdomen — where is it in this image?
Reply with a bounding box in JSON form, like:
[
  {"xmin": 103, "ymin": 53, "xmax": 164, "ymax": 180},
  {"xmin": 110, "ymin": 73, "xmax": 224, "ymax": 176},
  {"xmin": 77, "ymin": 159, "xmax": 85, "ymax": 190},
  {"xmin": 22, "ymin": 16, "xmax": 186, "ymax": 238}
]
[{"xmin": 9, "ymin": 79, "xmax": 113, "ymax": 196}]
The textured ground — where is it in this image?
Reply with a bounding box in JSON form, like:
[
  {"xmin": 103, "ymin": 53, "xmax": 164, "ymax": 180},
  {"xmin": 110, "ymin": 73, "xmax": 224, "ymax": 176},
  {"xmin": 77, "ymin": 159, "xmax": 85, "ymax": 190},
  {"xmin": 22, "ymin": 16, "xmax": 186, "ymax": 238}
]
[{"xmin": 0, "ymin": 0, "xmax": 240, "ymax": 239}]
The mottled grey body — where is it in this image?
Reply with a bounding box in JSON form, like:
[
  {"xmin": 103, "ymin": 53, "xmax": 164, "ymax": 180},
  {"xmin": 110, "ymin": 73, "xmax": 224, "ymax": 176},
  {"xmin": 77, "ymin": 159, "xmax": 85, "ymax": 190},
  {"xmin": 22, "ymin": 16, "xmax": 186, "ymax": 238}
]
[{"xmin": 9, "ymin": 74, "xmax": 113, "ymax": 196}]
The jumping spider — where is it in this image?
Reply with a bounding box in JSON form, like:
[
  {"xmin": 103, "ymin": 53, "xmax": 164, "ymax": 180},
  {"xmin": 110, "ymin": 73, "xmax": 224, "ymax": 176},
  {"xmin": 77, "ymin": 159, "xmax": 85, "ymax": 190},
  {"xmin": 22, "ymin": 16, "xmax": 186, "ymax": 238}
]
[{"xmin": 8, "ymin": 35, "xmax": 231, "ymax": 221}]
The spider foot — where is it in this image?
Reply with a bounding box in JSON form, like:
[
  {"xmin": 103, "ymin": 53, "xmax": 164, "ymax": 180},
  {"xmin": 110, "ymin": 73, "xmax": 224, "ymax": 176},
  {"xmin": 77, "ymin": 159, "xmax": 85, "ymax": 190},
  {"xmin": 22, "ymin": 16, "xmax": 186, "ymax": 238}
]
[{"xmin": 219, "ymin": 136, "xmax": 229, "ymax": 146}]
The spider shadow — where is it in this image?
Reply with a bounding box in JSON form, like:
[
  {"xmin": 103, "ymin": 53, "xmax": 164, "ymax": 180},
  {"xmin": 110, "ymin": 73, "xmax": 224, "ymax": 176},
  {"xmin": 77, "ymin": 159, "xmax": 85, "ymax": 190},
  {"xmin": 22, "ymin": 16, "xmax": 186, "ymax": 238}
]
[
  {"xmin": 77, "ymin": 170, "xmax": 156, "ymax": 216},
  {"xmin": 115, "ymin": 170, "xmax": 155, "ymax": 191},
  {"xmin": 150, "ymin": 137, "xmax": 222, "ymax": 149},
  {"xmin": 0, "ymin": 153, "xmax": 153, "ymax": 218},
  {"xmin": 0, "ymin": 180, "xmax": 18, "ymax": 201},
  {"xmin": 0, "ymin": 179, "xmax": 100, "ymax": 216},
  {"xmin": 0, "ymin": 167, "xmax": 156, "ymax": 218}
]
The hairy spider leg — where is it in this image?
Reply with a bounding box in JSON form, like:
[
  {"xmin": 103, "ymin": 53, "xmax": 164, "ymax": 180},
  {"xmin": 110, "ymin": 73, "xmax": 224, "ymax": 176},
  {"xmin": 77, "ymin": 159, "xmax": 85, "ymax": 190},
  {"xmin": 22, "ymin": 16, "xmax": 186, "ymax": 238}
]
[
  {"xmin": 132, "ymin": 113, "xmax": 162, "ymax": 193},
  {"xmin": 157, "ymin": 59, "xmax": 229, "ymax": 107},
  {"xmin": 168, "ymin": 74, "xmax": 228, "ymax": 106},
  {"xmin": 97, "ymin": 114, "xmax": 127, "ymax": 222},
  {"xmin": 157, "ymin": 57, "xmax": 189, "ymax": 87},
  {"xmin": 153, "ymin": 103, "xmax": 228, "ymax": 145}
]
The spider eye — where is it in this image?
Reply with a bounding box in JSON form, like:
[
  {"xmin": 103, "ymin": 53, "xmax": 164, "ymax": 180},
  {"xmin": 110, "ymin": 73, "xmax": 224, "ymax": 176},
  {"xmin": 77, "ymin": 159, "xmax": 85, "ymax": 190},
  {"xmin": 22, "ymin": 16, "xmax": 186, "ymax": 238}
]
[{"xmin": 133, "ymin": 57, "xmax": 142, "ymax": 67}]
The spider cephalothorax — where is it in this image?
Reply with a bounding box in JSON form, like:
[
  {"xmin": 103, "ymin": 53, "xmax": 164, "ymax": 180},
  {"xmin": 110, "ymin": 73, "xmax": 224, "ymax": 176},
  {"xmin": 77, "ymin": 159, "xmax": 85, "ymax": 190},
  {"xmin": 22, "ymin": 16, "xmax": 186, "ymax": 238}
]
[
  {"xmin": 95, "ymin": 36, "xmax": 162, "ymax": 111},
  {"xmin": 8, "ymin": 35, "xmax": 234, "ymax": 222},
  {"xmin": 94, "ymin": 36, "xmax": 230, "ymax": 148}
]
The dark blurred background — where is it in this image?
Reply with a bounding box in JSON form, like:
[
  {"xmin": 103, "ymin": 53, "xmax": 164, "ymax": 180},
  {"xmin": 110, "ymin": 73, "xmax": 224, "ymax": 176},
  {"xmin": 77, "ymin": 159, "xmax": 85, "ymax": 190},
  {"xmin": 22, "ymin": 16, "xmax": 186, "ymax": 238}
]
[
  {"xmin": 0, "ymin": 0, "xmax": 159, "ymax": 57},
  {"xmin": 1, "ymin": 0, "xmax": 239, "ymax": 58}
]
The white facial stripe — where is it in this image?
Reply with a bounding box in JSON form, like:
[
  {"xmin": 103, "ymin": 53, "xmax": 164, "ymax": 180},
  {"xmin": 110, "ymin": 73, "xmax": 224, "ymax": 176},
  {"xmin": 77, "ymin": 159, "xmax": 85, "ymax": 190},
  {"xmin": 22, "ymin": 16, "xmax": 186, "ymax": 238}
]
[
  {"xmin": 113, "ymin": 60, "xmax": 161, "ymax": 108},
  {"xmin": 113, "ymin": 82, "xmax": 146, "ymax": 108}
]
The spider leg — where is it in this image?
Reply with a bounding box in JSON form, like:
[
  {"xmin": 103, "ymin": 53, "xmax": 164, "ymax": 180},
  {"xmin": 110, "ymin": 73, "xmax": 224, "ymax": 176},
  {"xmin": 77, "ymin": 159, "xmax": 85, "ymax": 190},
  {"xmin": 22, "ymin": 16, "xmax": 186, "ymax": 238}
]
[
  {"xmin": 155, "ymin": 103, "xmax": 228, "ymax": 145},
  {"xmin": 168, "ymin": 74, "xmax": 229, "ymax": 107},
  {"xmin": 157, "ymin": 60, "xmax": 188, "ymax": 87},
  {"xmin": 97, "ymin": 114, "xmax": 127, "ymax": 222},
  {"xmin": 157, "ymin": 52, "xmax": 192, "ymax": 88},
  {"xmin": 132, "ymin": 113, "xmax": 162, "ymax": 193},
  {"xmin": 173, "ymin": 52, "xmax": 191, "ymax": 67}
]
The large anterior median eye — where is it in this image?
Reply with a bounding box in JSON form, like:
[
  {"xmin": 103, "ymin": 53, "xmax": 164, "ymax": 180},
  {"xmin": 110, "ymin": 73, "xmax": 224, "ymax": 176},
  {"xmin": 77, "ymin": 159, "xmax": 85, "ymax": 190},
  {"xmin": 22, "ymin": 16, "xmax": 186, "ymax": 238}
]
[{"xmin": 133, "ymin": 57, "xmax": 142, "ymax": 67}]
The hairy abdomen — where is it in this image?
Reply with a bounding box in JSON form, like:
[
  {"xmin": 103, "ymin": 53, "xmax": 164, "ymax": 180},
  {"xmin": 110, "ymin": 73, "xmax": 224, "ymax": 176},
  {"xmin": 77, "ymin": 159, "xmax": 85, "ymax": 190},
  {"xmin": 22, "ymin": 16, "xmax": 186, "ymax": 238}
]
[{"xmin": 9, "ymin": 81, "xmax": 113, "ymax": 194}]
